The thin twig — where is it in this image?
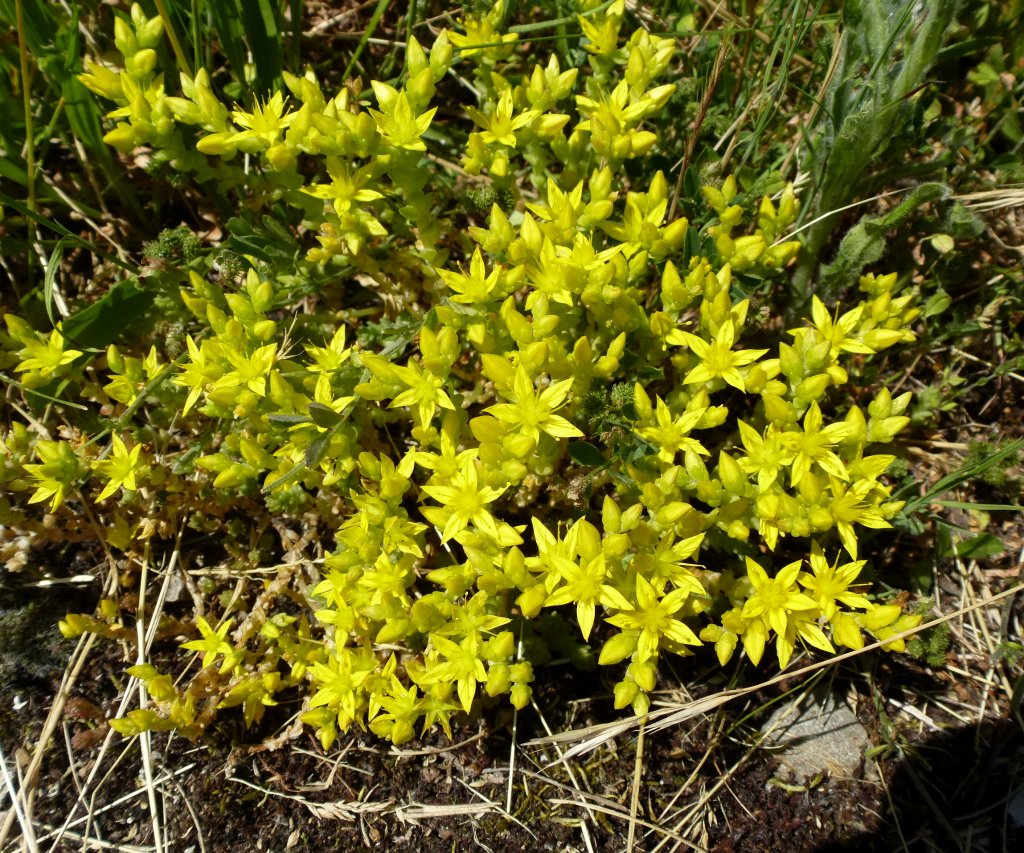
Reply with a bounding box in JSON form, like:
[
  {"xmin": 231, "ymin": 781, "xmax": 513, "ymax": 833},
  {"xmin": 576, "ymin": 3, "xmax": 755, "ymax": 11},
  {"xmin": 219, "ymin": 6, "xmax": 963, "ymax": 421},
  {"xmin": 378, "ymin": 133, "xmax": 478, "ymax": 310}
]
[
  {"xmin": 627, "ymin": 716, "xmax": 646, "ymax": 852},
  {"xmin": 668, "ymin": 36, "xmax": 730, "ymax": 222},
  {"xmin": 136, "ymin": 545, "xmax": 165, "ymax": 853},
  {"xmin": 780, "ymin": 26, "xmax": 844, "ymax": 179}
]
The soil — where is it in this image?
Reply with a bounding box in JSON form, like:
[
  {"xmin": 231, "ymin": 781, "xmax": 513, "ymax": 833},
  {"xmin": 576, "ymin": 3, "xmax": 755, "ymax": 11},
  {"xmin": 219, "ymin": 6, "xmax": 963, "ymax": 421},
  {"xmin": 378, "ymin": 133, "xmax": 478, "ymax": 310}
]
[
  {"xmin": 3, "ymin": 578, "xmax": 1022, "ymax": 853},
  {"xmin": 3, "ymin": 502, "xmax": 1023, "ymax": 853}
]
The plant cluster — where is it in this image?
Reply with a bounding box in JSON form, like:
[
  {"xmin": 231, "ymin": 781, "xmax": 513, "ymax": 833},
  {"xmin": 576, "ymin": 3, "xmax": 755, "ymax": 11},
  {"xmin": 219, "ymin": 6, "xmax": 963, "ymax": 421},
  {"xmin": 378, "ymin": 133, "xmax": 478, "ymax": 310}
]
[{"xmin": 1, "ymin": 1, "xmax": 923, "ymax": 747}]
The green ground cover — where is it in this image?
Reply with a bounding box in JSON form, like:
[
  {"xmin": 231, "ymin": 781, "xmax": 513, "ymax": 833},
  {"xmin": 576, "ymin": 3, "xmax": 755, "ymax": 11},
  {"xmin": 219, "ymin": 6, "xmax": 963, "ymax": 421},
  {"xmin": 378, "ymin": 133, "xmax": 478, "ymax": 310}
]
[{"xmin": 1, "ymin": 1, "xmax": 1022, "ymax": 850}]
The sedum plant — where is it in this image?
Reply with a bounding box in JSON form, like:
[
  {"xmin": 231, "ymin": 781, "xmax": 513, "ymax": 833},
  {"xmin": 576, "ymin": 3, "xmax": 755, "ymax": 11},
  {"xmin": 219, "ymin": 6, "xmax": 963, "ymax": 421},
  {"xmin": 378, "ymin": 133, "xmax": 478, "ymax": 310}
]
[{"xmin": 1, "ymin": 1, "xmax": 922, "ymax": 747}]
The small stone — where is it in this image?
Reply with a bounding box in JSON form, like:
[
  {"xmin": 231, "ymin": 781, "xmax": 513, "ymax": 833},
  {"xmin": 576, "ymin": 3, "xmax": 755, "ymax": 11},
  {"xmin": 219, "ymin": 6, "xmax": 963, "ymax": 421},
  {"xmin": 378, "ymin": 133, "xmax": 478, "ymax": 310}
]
[
  {"xmin": 763, "ymin": 688, "xmax": 871, "ymax": 781},
  {"xmin": 1007, "ymin": 784, "xmax": 1024, "ymax": 829}
]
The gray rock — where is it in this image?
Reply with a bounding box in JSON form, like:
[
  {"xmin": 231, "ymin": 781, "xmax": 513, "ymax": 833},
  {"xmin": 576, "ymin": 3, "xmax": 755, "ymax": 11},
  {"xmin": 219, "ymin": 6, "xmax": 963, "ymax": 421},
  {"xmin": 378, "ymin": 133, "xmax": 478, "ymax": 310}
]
[
  {"xmin": 763, "ymin": 688, "xmax": 872, "ymax": 781},
  {"xmin": 1008, "ymin": 784, "xmax": 1024, "ymax": 829}
]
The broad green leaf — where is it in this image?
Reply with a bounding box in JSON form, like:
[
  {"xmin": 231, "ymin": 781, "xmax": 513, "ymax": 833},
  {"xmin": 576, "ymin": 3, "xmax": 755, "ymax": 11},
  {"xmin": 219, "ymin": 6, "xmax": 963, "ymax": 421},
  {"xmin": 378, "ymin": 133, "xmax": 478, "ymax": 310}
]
[
  {"xmin": 61, "ymin": 279, "xmax": 155, "ymax": 349},
  {"xmin": 568, "ymin": 441, "xmax": 606, "ymax": 468}
]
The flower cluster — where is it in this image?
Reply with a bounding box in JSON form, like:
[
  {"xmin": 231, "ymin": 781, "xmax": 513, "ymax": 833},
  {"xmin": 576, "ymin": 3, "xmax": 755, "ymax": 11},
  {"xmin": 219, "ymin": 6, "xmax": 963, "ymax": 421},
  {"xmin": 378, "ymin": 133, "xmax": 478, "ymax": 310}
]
[{"xmin": 0, "ymin": 0, "xmax": 922, "ymax": 746}]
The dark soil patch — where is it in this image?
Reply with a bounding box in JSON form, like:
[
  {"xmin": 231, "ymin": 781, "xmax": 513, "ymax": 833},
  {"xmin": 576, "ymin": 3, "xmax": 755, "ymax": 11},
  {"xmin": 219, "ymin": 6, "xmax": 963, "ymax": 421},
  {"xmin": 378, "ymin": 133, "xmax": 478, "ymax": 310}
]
[{"xmin": 8, "ymin": 625, "xmax": 1017, "ymax": 853}]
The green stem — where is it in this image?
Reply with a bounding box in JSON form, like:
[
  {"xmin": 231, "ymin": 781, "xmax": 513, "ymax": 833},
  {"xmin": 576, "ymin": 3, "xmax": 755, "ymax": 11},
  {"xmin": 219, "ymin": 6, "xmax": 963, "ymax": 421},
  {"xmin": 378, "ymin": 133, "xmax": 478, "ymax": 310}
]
[{"xmin": 15, "ymin": 0, "xmax": 35, "ymax": 222}]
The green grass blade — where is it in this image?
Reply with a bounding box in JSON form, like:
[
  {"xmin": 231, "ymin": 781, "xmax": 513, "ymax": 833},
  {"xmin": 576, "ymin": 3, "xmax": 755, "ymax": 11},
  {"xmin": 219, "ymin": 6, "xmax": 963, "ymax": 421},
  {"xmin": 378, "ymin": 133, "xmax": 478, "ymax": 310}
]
[
  {"xmin": 205, "ymin": 0, "xmax": 249, "ymax": 90},
  {"xmin": 902, "ymin": 437, "xmax": 1024, "ymax": 517},
  {"xmin": 508, "ymin": 0, "xmax": 615, "ymax": 33},
  {"xmin": 0, "ymin": 155, "xmax": 29, "ymax": 187},
  {"xmin": 931, "ymin": 500, "xmax": 1024, "ymax": 512},
  {"xmin": 0, "ymin": 0, "xmax": 54, "ymax": 58},
  {"xmin": 0, "ymin": 191, "xmax": 131, "ymax": 269},
  {"xmin": 42, "ymin": 237, "xmax": 66, "ymax": 329},
  {"xmin": 342, "ymin": 0, "xmax": 392, "ymax": 83},
  {"xmin": 61, "ymin": 279, "xmax": 156, "ymax": 350},
  {"xmin": 237, "ymin": 0, "xmax": 281, "ymax": 93},
  {"xmin": 199, "ymin": 0, "xmax": 281, "ymax": 94}
]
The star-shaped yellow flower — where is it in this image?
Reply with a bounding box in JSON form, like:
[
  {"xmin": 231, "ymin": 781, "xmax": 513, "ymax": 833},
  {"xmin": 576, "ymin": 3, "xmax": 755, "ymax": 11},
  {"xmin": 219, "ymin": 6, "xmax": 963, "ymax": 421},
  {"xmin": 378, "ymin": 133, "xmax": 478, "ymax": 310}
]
[
  {"xmin": 485, "ymin": 366, "xmax": 582, "ymax": 444},
  {"xmin": 668, "ymin": 320, "xmax": 767, "ymax": 391},
  {"xmin": 420, "ymin": 459, "xmax": 506, "ymax": 541}
]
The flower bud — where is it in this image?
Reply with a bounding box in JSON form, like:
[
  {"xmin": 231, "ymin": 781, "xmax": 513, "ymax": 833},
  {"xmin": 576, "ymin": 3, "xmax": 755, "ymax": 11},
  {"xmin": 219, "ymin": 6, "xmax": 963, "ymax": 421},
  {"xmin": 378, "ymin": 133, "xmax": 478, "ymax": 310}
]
[
  {"xmin": 633, "ymin": 382, "xmax": 653, "ymax": 420},
  {"xmin": 430, "ymin": 30, "xmax": 453, "ymax": 82},
  {"xmin": 483, "ymin": 631, "xmax": 515, "ymax": 661},
  {"xmin": 114, "ymin": 17, "xmax": 138, "ymax": 57},
  {"xmin": 196, "ymin": 132, "xmax": 237, "ymax": 157},
  {"xmin": 102, "ymin": 124, "xmax": 137, "ymax": 152},
  {"xmin": 613, "ymin": 679, "xmax": 638, "ymax": 709},
  {"xmin": 516, "ymin": 583, "xmax": 547, "ymax": 618},
  {"xmin": 265, "ymin": 143, "xmax": 294, "ymax": 171},
  {"xmin": 718, "ymin": 451, "xmax": 747, "ymax": 494},
  {"xmin": 510, "ymin": 683, "xmax": 531, "ymax": 709},
  {"xmin": 485, "ymin": 663, "xmax": 511, "ymax": 696}
]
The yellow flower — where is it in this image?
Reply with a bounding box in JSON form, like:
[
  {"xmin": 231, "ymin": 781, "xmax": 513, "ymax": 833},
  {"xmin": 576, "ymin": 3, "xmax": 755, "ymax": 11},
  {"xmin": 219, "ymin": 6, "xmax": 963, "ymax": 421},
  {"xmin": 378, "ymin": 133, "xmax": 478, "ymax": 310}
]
[
  {"xmin": 736, "ymin": 420, "xmax": 794, "ymax": 491},
  {"xmin": 437, "ymin": 248, "xmax": 509, "ymax": 304},
  {"xmin": 229, "ymin": 91, "xmax": 294, "ymax": 150},
  {"xmin": 806, "ymin": 296, "xmax": 874, "ymax": 359},
  {"xmin": 390, "ymin": 359, "xmax": 456, "ymax": 424},
  {"xmin": 211, "ymin": 343, "xmax": 277, "ymax": 397},
  {"xmin": 420, "ymin": 459, "xmax": 505, "ymax": 541},
  {"xmin": 368, "ymin": 86, "xmax": 436, "ymax": 151},
  {"xmin": 465, "ymin": 89, "xmax": 539, "ymax": 148},
  {"xmin": 424, "ymin": 634, "xmax": 487, "ymax": 713},
  {"xmin": 174, "ymin": 335, "xmax": 222, "ymax": 414},
  {"xmin": 606, "ymin": 574, "xmax": 702, "ymax": 663},
  {"xmin": 303, "ymin": 158, "xmax": 383, "ymax": 215},
  {"xmin": 775, "ymin": 608, "xmax": 834, "ymax": 669},
  {"xmin": 798, "ymin": 542, "xmax": 871, "ymax": 620},
  {"xmin": 741, "ymin": 557, "xmax": 817, "ymax": 648},
  {"xmin": 448, "ymin": 4, "xmax": 518, "ymax": 60},
  {"xmin": 825, "ymin": 477, "xmax": 892, "ymax": 559},
  {"xmin": 635, "ymin": 396, "xmax": 708, "ymax": 462},
  {"xmin": 782, "ymin": 401, "xmax": 852, "ymax": 486},
  {"xmin": 669, "ymin": 319, "xmax": 767, "ymax": 391},
  {"xmin": 13, "ymin": 326, "xmax": 83, "ymax": 380},
  {"xmin": 181, "ymin": 616, "xmax": 237, "ymax": 673},
  {"xmin": 485, "ymin": 365, "xmax": 582, "ymax": 444},
  {"xmin": 24, "ymin": 440, "xmax": 82, "ymax": 511},
  {"xmin": 544, "ymin": 552, "xmax": 630, "ymax": 641},
  {"xmin": 93, "ymin": 434, "xmax": 145, "ymax": 502}
]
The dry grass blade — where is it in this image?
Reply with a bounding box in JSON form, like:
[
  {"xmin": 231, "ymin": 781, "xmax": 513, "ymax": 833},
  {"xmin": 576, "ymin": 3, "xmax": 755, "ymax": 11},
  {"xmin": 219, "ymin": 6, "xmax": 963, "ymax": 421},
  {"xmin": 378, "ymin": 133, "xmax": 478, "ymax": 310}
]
[
  {"xmin": 780, "ymin": 27, "xmax": 844, "ymax": 178},
  {"xmin": 627, "ymin": 716, "xmax": 645, "ymax": 852},
  {"xmin": 545, "ymin": 798, "xmax": 707, "ymax": 851},
  {"xmin": 0, "ymin": 632, "xmax": 98, "ymax": 850},
  {"xmin": 518, "ymin": 768, "xmax": 707, "ymax": 849},
  {"xmin": 955, "ymin": 188, "xmax": 1024, "ymax": 211},
  {"xmin": 229, "ymin": 773, "xmax": 502, "ymax": 825},
  {"xmin": 31, "ymin": 765, "xmax": 197, "ymax": 846},
  {"xmin": 394, "ymin": 802, "xmax": 500, "ymax": 821},
  {"xmin": 135, "ymin": 549, "xmax": 166, "ymax": 853},
  {"xmin": 529, "ymin": 582, "xmax": 1024, "ymax": 759},
  {"xmin": 526, "ymin": 688, "xmax": 748, "ymax": 765},
  {"xmin": 305, "ymin": 799, "xmax": 394, "ymax": 821},
  {"xmin": 528, "ymin": 697, "xmax": 599, "ymax": 851},
  {"xmin": 695, "ymin": 0, "xmax": 813, "ymax": 68},
  {"xmin": 770, "ymin": 186, "xmax": 914, "ymax": 247},
  {"xmin": 0, "ymin": 743, "xmax": 39, "ymax": 852},
  {"xmin": 35, "ymin": 826, "xmax": 155, "ymax": 853},
  {"xmin": 228, "ymin": 774, "xmax": 394, "ymax": 822},
  {"xmin": 668, "ymin": 35, "xmax": 730, "ymax": 221}
]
